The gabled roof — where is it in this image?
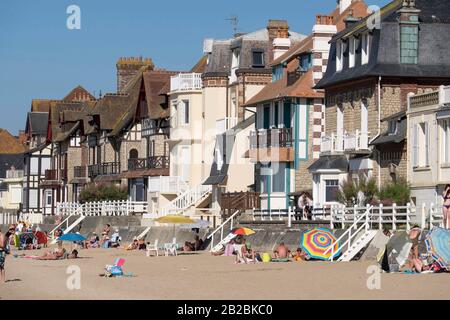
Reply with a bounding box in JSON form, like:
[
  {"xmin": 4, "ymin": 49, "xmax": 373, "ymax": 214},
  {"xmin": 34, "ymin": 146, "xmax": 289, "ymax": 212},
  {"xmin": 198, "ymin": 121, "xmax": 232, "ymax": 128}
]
[
  {"xmin": 0, "ymin": 129, "xmax": 26, "ymax": 154},
  {"xmin": 48, "ymin": 101, "xmax": 86, "ymax": 143},
  {"xmin": 62, "ymin": 85, "xmax": 96, "ymax": 102},
  {"xmin": 26, "ymin": 112, "xmax": 49, "ymax": 136},
  {"xmin": 143, "ymin": 70, "xmax": 176, "ymax": 120},
  {"xmin": 31, "ymin": 99, "xmax": 51, "ymax": 113}
]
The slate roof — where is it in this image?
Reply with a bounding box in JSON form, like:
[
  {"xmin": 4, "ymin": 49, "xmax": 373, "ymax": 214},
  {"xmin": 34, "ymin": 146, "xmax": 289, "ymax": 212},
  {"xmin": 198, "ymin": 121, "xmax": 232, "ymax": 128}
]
[
  {"xmin": 370, "ymin": 111, "xmax": 407, "ymax": 145},
  {"xmin": 26, "ymin": 112, "xmax": 49, "ymax": 136},
  {"xmin": 143, "ymin": 70, "xmax": 176, "ymax": 120},
  {"xmin": 316, "ymin": 0, "xmax": 450, "ymax": 89},
  {"xmin": 308, "ymin": 155, "xmax": 349, "ymax": 173}
]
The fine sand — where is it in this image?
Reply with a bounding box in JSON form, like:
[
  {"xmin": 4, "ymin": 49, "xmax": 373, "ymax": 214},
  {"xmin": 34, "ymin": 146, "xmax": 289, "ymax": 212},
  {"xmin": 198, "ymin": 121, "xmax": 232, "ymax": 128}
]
[{"xmin": 1, "ymin": 247, "xmax": 449, "ymax": 300}]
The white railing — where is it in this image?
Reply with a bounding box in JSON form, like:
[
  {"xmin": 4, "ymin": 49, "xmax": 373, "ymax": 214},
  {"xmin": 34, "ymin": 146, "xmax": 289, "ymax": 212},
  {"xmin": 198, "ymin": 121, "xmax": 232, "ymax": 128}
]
[
  {"xmin": 49, "ymin": 204, "xmax": 86, "ymax": 240},
  {"xmin": 170, "ymin": 73, "xmax": 202, "ymax": 92},
  {"xmin": 429, "ymin": 203, "xmax": 446, "ymax": 229},
  {"xmin": 148, "ymin": 176, "xmax": 189, "ymax": 194},
  {"xmin": 330, "ymin": 203, "xmax": 413, "ymax": 230},
  {"xmin": 0, "ymin": 212, "xmax": 17, "ymax": 225},
  {"xmin": 5, "ymin": 170, "xmax": 24, "ymax": 179},
  {"xmin": 216, "ymin": 117, "xmax": 238, "ymax": 134},
  {"xmin": 207, "ymin": 210, "xmax": 240, "ymax": 251},
  {"xmin": 159, "ymin": 183, "xmax": 212, "ymax": 216},
  {"xmin": 56, "ymin": 200, "xmax": 148, "ymax": 216},
  {"xmin": 321, "ymin": 131, "xmax": 370, "ymax": 154},
  {"xmin": 325, "ymin": 206, "xmax": 373, "ymax": 262}
]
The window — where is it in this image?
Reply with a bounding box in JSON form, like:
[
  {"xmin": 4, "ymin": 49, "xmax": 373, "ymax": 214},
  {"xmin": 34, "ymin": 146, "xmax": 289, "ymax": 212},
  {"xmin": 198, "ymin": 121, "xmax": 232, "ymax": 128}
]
[
  {"xmin": 442, "ymin": 120, "xmax": 450, "ymax": 164},
  {"xmin": 388, "ymin": 120, "xmax": 397, "ymax": 135},
  {"xmin": 263, "ymin": 104, "xmax": 270, "ymax": 129},
  {"xmin": 361, "ymin": 33, "xmax": 371, "ymax": 65},
  {"xmin": 400, "ymin": 23, "xmax": 419, "ymax": 64},
  {"xmin": 252, "ymin": 50, "xmax": 265, "ymax": 68},
  {"xmin": 413, "ymin": 123, "xmax": 429, "ymax": 167},
  {"xmin": 325, "ymin": 179, "xmax": 339, "ymax": 202},
  {"xmin": 260, "ymin": 163, "xmax": 286, "ymax": 194},
  {"xmin": 231, "ymin": 48, "xmax": 240, "ymax": 82},
  {"xmin": 70, "ymin": 134, "xmax": 81, "ymax": 147},
  {"xmin": 272, "ymin": 65, "xmax": 284, "ymax": 82},
  {"xmin": 273, "ymin": 103, "xmax": 279, "ymax": 128},
  {"xmin": 128, "ymin": 124, "xmax": 141, "ymax": 141},
  {"xmin": 299, "ymin": 54, "xmax": 312, "ymax": 72},
  {"xmin": 179, "ymin": 100, "xmax": 189, "ymax": 125},
  {"xmin": 336, "ymin": 40, "xmax": 344, "ymax": 71},
  {"xmin": 349, "ymin": 37, "xmax": 356, "ymax": 68}
]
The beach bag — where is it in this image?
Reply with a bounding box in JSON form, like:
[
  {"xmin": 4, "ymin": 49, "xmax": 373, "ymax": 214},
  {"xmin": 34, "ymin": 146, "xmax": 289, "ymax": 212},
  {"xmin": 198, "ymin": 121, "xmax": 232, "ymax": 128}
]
[{"xmin": 261, "ymin": 252, "xmax": 271, "ymax": 263}]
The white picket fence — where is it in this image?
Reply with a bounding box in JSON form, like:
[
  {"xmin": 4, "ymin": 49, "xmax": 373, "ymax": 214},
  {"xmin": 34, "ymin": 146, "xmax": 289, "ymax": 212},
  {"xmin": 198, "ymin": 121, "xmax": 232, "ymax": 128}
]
[
  {"xmin": 250, "ymin": 202, "xmax": 446, "ymax": 231},
  {"xmin": 56, "ymin": 200, "xmax": 148, "ymax": 216},
  {"xmin": 0, "ymin": 212, "xmax": 17, "ymax": 225},
  {"xmin": 0, "ymin": 212, "xmax": 43, "ymax": 225}
]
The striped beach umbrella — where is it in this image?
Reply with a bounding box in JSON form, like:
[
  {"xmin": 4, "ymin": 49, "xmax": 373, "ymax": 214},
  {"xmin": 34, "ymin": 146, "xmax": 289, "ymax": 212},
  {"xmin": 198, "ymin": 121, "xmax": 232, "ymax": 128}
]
[
  {"xmin": 300, "ymin": 228, "xmax": 341, "ymax": 261},
  {"xmin": 425, "ymin": 227, "xmax": 450, "ymax": 271},
  {"xmin": 230, "ymin": 227, "xmax": 255, "ymax": 236}
]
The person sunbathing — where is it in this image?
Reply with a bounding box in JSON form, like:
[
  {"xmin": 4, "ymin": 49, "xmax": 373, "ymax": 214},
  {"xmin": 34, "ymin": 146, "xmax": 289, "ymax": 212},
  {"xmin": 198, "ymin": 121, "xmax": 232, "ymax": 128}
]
[
  {"xmin": 273, "ymin": 242, "xmax": 290, "ymax": 259},
  {"xmin": 126, "ymin": 239, "xmax": 139, "ymax": 251},
  {"xmin": 36, "ymin": 248, "xmax": 66, "ymax": 260}
]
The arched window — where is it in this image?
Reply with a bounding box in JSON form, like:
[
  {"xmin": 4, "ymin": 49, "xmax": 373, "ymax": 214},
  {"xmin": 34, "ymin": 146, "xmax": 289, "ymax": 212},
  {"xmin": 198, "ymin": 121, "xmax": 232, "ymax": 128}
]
[{"xmin": 129, "ymin": 149, "xmax": 139, "ymax": 159}]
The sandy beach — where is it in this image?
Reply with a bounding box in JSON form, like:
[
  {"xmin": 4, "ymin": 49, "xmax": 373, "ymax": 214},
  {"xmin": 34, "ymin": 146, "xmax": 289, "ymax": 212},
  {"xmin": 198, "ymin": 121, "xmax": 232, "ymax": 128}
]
[{"xmin": 1, "ymin": 247, "xmax": 449, "ymax": 300}]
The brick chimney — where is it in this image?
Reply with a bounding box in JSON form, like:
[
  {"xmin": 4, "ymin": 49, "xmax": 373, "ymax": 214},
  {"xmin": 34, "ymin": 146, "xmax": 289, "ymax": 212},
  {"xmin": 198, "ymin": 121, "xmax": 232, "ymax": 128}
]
[
  {"xmin": 267, "ymin": 20, "xmax": 290, "ymax": 62},
  {"xmin": 116, "ymin": 56, "xmax": 154, "ymax": 93}
]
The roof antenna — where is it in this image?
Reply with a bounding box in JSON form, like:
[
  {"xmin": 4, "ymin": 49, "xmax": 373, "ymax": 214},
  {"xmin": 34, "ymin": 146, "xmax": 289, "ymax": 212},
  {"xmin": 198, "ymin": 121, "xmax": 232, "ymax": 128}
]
[
  {"xmin": 226, "ymin": 15, "xmax": 239, "ymax": 36},
  {"xmin": 98, "ymin": 90, "xmax": 102, "ymax": 99}
]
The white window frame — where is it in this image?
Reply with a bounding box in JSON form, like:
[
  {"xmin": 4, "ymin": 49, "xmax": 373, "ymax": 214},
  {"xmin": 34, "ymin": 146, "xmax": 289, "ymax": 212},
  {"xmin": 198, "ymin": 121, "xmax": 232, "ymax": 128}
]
[
  {"xmin": 362, "ymin": 33, "xmax": 371, "ymax": 65},
  {"xmin": 336, "ymin": 40, "xmax": 344, "ymax": 72},
  {"xmin": 349, "ymin": 37, "xmax": 356, "ymax": 68}
]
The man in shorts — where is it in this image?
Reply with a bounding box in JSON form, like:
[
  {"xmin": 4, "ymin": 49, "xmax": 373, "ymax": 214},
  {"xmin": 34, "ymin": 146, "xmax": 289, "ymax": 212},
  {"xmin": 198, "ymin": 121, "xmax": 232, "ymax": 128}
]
[{"xmin": 0, "ymin": 226, "xmax": 15, "ymax": 283}]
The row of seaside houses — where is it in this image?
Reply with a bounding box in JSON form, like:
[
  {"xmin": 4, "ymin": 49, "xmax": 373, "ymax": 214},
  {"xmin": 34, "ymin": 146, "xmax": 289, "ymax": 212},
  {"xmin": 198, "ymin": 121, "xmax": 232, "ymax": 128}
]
[{"xmin": 2, "ymin": 0, "xmax": 450, "ymax": 221}]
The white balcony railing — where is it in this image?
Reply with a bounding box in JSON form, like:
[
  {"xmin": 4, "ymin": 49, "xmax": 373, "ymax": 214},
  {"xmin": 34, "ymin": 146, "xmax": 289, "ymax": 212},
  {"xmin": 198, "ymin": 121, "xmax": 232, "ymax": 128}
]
[
  {"xmin": 321, "ymin": 131, "xmax": 370, "ymax": 154},
  {"xmin": 5, "ymin": 170, "xmax": 24, "ymax": 179},
  {"xmin": 148, "ymin": 176, "xmax": 189, "ymax": 194},
  {"xmin": 170, "ymin": 73, "xmax": 202, "ymax": 92},
  {"xmin": 216, "ymin": 117, "xmax": 238, "ymax": 134}
]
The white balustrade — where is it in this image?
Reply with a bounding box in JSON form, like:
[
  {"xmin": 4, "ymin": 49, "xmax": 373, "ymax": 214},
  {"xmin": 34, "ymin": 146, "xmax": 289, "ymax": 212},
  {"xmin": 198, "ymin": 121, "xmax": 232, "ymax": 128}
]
[
  {"xmin": 148, "ymin": 176, "xmax": 189, "ymax": 194},
  {"xmin": 321, "ymin": 131, "xmax": 369, "ymax": 154},
  {"xmin": 159, "ymin": 183, "xmax": 212, "ymax": 216},
  {"xmin": 170, "ymin": 73, "xmax": 202, "ymax": 92}
]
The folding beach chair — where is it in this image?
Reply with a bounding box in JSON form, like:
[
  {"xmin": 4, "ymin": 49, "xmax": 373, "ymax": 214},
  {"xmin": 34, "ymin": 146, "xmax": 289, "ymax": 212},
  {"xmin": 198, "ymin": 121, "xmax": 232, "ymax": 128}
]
[{"xmin": 146, "ymin": 239, "xmax": 159, "ymax": 257}]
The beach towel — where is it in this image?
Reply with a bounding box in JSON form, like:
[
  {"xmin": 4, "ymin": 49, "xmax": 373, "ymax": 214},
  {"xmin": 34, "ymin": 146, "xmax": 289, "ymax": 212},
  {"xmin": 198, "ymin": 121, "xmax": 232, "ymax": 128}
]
[{"xmin": 271, "ymin": 258, "xmax": 291, "ymax": 263}]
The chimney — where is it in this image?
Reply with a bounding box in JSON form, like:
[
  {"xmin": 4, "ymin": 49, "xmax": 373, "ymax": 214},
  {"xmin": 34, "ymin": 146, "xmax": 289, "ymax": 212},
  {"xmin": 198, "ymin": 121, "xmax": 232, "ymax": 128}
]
[
  {"xmin": 267, "ymin": 20, "xmax": 290, "ymax": 61},
  {"xmin": 344, "ymin": 9, "xmax": 360, "ymax": 29},
  {"xmin": 339, "ymin": 0, "xmax": 352, "ymax": 14},
  {"xmin": 116, "ymin": 56, "xmax": 154, "ymax": 93},
  {"xmin": 312, "ymin": 15, "xmax": 337, "ymax": 85}
]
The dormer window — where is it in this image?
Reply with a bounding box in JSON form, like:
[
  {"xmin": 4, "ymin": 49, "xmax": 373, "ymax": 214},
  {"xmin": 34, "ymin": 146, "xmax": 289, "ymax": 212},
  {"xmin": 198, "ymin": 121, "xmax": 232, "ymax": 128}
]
[
  {"xmin": 252, "ymin": 49, "xmax": 265, "ymax": 68},
  {"xmin": 230, "ymin": 48, "xmax": 240, "ymax": 83},
  {"xmin": 272, "ymin": 65, "xmax": 284, "ymax": 82},
  {"xmin": 349, "ymin": 37, "xmax": 357, "ymax": 68},
  {"xmin": 388, "ymin": 120, "xmax": 397, "ymax": 135},
  {"xmin": 400, "ymin": 24, "xmax": 419, "ymax": 64},
  {"xmin": 336, "ymin": 40, "xmax": 344, "ymax": 71},
  {"xmin": 299, "ymin": 53, "xmax": 312, "ymax": 72},
  {"xmin": 361, "ymin": 33, "xmax": 371, "ymax": 65}
]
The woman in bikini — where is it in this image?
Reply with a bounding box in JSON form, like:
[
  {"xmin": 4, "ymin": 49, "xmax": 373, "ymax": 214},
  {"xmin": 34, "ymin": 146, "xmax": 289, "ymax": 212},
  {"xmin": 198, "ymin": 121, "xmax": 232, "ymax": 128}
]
[{"xmin": 442, "ymin": 184, "xmax": 450, "ymax": 229}]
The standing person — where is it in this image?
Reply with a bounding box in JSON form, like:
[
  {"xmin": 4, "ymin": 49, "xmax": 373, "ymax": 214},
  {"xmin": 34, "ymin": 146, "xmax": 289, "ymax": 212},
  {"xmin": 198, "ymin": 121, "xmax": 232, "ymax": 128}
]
[
  {"xmin": 0, "ymin": 226, "xmax": 15, "ymax": 283},
  {"xmin": 442, "ymin": 184, "xmax": 450, "ymax": 229}
]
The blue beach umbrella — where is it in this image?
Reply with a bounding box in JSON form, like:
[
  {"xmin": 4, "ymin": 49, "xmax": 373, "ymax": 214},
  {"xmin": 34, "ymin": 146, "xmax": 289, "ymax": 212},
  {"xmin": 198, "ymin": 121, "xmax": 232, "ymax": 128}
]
[
  {"xmin": 58, "ymin": 233, "xmax": 87, "ymax": 242},
  {"xmin": 425, "ymin": 227, "xmax": 450, "ymax": 271}
]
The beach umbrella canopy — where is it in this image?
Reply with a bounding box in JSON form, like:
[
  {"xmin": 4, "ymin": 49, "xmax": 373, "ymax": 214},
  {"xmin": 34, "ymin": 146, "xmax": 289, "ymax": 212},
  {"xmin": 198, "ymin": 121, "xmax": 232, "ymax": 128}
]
[
  {"xmin": 425, "ymin": 227, "xmax": 450, "ymax": 271},
  {"xmin": 58, "ymin": 233, "xmax": 87, "ymax": 242},
  {"xmin": 155, "ymin": 215, "xmax": 195, "ymax": 224},
  {"xmin": 230, "ymin": 227, "xmax": 255, "ymax": 236},
  {"xmin": 300, "ymin": 228, "xmax": 341, "ymax": 261}
]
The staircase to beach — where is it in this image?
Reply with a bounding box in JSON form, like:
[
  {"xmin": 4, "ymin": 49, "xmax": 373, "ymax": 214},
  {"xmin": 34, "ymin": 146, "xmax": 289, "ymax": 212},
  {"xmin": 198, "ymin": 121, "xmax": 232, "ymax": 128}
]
[{"xmin": 159, "ymin": 183, "xmax": 212, "ymax": 217}]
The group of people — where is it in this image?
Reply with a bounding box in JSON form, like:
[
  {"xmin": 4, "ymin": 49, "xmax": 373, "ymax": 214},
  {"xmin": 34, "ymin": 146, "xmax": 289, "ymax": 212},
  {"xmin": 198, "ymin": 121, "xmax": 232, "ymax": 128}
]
[
  {"xmin": 84, "ymin": 224, "xmax": 121, "ymax": 249},
  {"xmin": 126, "ymin": 237, "xmax": 147, "ymax": 251},
  {"xmin": 183, "ymin": 235, "xmax": 204, "ymax": 252},
  {"xmin": 215, "ymin": 236, "xmax": 309, "ymax": 264}
]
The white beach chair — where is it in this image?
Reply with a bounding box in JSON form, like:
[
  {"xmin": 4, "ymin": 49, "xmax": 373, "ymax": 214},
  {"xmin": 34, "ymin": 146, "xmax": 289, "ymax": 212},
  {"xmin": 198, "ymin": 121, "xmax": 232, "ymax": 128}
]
[
  {"xmin": 164, "ymin": 237, "xmax": 177, "ymax": 256},
  {"xmin": 146, "ymin": 239, "xmax": 159, "ymax": 257}
]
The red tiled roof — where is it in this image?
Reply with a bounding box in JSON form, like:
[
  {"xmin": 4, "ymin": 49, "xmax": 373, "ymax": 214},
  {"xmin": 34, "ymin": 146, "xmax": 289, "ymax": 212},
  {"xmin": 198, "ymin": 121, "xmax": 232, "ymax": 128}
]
[{"xmin": 0, "ymin": 129, "xmax": 26, "ymax": 154}]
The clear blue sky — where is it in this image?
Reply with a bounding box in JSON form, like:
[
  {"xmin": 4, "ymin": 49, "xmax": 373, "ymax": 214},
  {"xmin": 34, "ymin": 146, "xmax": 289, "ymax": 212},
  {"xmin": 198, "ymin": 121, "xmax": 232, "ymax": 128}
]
[{"xmin": 0, "ymin": 0, "xmax": 389, "ymax": 134}]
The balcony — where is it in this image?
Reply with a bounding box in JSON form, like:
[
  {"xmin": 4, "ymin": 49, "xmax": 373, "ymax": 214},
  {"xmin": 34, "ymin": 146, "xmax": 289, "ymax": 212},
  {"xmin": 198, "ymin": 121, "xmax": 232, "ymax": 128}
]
[
  {"xmin": 74, "ymin": 166, "xmax": 87, "ymax": 178},
  {"xmin": 321, "ymin": 131, "xmax": 370, "ymax": 154},
  {"xmin": 409, "ymin": 85, "xmax": 450, "ymax": 109},
  {"xmin": 128, "ymin": 156, "xmax": 169, "ymax": 171},
  {"xmin": 5, "ymin": 170, "xmax": 24, "ymax": 179},
  {"xmin": 88, "ymin": 162, "xmax": 121, "ymax": 178},
  {"xmin": 170, "ymin": 73, "xmax": 202, "ymax": 92},
  {"xmin": 216, "ymin": 117, "xmax": 237, "ymax": 135},
  {"xmin": 248, "ymin": 128, "xmax": 294, "ymax": 162}
]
